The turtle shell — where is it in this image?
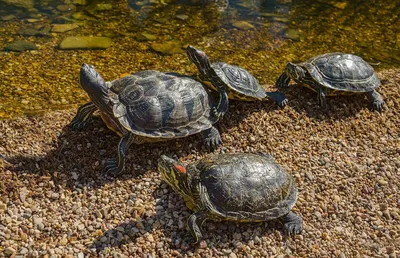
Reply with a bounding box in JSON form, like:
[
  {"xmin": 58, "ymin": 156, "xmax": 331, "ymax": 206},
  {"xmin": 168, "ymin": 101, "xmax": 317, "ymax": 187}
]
[
  {"xmin": 212, "ymin": 62, "xmax": 267, "ymax": 100},
  {"xmin": 302, "ymin": 52, "xmax": 380, "ymax": 92},
  {"xmin": 195, "ymin": 153, "xmax": 297, "ymax": 221},
  {"xmin": 110, "ymin": 71, "xmax": 215, "ymax": 138}
]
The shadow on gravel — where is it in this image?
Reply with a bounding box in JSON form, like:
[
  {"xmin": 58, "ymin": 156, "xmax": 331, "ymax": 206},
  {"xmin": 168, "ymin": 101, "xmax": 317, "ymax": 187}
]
[
  {"xmin": 89, "ymin": 186, "xmax": 289, "ymax": 254},
  {"xmin": 278, "ymin": 82, "xmax": 385, "ymax": 120},
  {"xmin": 2, "ymin": 99, "xmax": 279, "ymax": 190}
]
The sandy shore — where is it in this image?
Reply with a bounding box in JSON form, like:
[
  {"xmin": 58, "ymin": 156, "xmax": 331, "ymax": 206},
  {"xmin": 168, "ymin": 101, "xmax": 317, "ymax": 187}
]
[{"xmin": 0, "ymin": 69, "xmax": 399, "ymax": 257}]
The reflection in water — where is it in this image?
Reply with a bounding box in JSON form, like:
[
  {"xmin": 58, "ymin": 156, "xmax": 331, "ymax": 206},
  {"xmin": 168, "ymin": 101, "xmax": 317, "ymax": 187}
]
[{"xmin": 0, "ymin": 0, "xmax": 398, "ymax": 118}]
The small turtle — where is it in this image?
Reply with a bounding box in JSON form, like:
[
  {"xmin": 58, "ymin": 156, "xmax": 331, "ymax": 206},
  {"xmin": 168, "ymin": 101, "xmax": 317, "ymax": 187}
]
[
  {"xmin": 158, "ymin": 153, "xmax": 303, "ymax": 243},
  {"xmin": 276, "ymin": 52, "xmax": 385, "ymax": 111},
  {"xmin": 187, "ymin": 45, "xmax": 288, "ymax": 107},
  {"xmin": 70, "ymin": 64, "xmax": 227, "ymax": 175}
]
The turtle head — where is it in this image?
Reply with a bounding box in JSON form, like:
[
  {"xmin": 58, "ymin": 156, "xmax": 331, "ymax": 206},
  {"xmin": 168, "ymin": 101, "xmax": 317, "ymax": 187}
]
[
  {"xmin": 158, "ymin": 155, "xmax": 192, "ymax": 196},
  {"xmin": 286, "ymin": 62, "xmax": 305, "ymax": 82},
  {"xmin": 186, "ymin": 45, "xmax": 212, "ymax": 78},
  {"xmin": 79, "ymin": 63, "xmax": 110, "ymax": 112}
]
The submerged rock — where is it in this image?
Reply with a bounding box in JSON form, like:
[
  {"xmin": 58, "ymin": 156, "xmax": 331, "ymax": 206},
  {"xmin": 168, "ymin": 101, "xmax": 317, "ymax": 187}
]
[
  {"xmin": 0, "ymin": 14, "xmax": 16, "ymax": 21},
  {"xmin": 51, "ymin": 24, "xmax": 79, "ymax": 33},
  {"xmin": 4, "ymin": 40, "xmax": 38, "ymax": 52},
  {"xmin": 58, "ymin": 36, "xmax": 112, "ymax": 49},
  {"xmin": 150, "ymin": 40, "xmax": 184, "ymax": 55},
  {"xmin": 232, "ymin": 21, "xmax": 255, "ymax": 30},
  {"xmin": 0, "ymin": 0, "xmax": 34, "ymax": 9},
  {"xmin": 17, "ymin": 28, "xmax": 51, "ymax": 37},
  {"xmin": 136, "ymin": 32, "xmax": 157, "ymax": 41}
]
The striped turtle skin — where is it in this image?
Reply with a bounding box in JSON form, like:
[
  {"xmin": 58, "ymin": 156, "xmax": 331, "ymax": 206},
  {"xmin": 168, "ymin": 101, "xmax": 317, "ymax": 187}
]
[
  {"xmin": 70, "ymin": 64, "xmax": 223, "ymax": 175},
  {"xmin": 276, "ymin": 52, "xmax": 384, "ymax": 111}
]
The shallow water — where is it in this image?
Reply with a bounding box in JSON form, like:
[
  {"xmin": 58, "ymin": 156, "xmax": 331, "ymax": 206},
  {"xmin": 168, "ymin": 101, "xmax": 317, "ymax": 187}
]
[{"xmin": 0, "ymin": 0, "xmax": 399, "ymax": 119}]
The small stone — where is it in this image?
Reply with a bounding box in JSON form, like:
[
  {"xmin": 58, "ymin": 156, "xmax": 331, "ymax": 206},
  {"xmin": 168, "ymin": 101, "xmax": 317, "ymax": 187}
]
[
  {"xmin": 59, "ymin": 36, "xmax": 112, "ymax": 50},
  {"xmin": 4, "ymin": 40, "xmax": 38, "ymax": 52},
  {"xmin": 198, "ymin": 240, "xmax": 207, "ymax": 248},
  {"xmin": 0, "ymin": 202, "xmax": 6, "ymax": 210},
  {"xmin": 284, "ymin": 29, "xmax": 302, "ymax": 41},
  {"xmin": 1, "ymin": 14, "xmax": 16, "ymax": 21},
  {"xmin": 150, "ymin": 40, "xmax": 184, "ymax": 55},
  {"xmin": 176, "ymin": 14, "xmax": 188, "ymax": 20},
  {"xmin": 378, "ymin": 179, "xmax": 388, "ymax": 186},
  {"xmin": 20, "ymin": 247, "xmax": 29, "ymax": 254},
  {"xmin": 332, "ymin": 2, "xmax": 347, "ymax": 9},
  {"xmin": 229, "ymin": 253, "xmax": 238, "ymax": 258},
  {"xmin": 5, "ymin": 247, "xmax": 16, "ymax": 255},
  {"xmin": 232, "ymin": 21, "xmax": 255, "ymax": 30},
  {"xmin": 51, "ymin": 24, "xmax": 79, "ymax": 33},
  {"xmin": 146, "ymin": 234, "xmax": 154, "ymax": 242},
  {"xmin": 314, "ymin": 211, "xmax": 322, "ymax": 219},
  {"xmin": 37, "ymin": 223, "xmax": 45, "ymax": 230},
  {"xmin": 59, "ymin": 237, "xmax": 68, "ymax": 245}
]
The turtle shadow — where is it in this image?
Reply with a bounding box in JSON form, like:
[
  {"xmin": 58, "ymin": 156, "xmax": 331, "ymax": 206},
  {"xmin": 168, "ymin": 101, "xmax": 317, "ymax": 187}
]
[
  {"xmin": 149, "ymin": 184, "xmax": 295, "ymax": 254},
  {"xmin": 280, "ymin": 83, "xmax": 381, "ymax": 120},
  {"xmin": 1, "ymin": 106, "xmax": 254, "ymax": 190},
  {"xmin": 1, "ymin": 115, "xmax": 181, "ymax": 189}
]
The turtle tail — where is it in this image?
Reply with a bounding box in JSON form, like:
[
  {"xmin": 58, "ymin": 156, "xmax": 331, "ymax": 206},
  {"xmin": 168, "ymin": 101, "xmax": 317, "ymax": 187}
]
[{"xmin": 79, "ymin": 63, "xmax": 112, "ymax": 114}]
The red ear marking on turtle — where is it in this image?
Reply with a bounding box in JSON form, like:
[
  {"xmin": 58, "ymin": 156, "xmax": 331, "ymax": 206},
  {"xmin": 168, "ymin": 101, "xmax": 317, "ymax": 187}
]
[{"xmin": 174, "ymin": 165, "xmax": 186, "ymax": 174}]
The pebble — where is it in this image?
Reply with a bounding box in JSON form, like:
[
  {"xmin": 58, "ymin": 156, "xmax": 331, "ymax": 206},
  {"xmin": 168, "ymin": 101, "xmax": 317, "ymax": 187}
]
[
  {"xmin": 51, "ymin": 24, "xmax": 79, "ymax": 33},
  {"xmin": 150, "ymin": 40, "xmax": 184, "ymax": 55},
  {"xmin": 4, "ymin": 40, "xmax": 38, "ymax": 52},
  {"xmin": 232, "ymin": 21, "xmax": 255, "ymax": 30},
  {"xmin": 5, "ymin": 247, "xmax": 16, "ymax": 255},
  {"xmin": 58, "ymin": 36, "xmax": 112, "ymax": 50}
]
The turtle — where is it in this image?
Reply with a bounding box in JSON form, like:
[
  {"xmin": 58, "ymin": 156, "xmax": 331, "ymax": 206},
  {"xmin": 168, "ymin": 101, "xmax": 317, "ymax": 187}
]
[
  {"xmin": 158, "ymin": 152, "xmax": 303, "ymax": 243},
  {"xmin": 70, "ymin": 63, "xmax": 228, "ymax": 175},
  {"xmin": 186, "ymin": 45, "xmax": 288, "ymax": 107},
  {"xmin": 275, "ymin": 52, "xmax": 385, "ymax": 111}
]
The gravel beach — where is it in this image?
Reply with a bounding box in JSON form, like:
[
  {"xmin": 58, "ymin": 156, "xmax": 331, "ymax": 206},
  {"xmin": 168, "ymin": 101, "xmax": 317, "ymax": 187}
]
[{"xmin": 0, "ymin": 69, "xmax": 399, "ymax": 257}]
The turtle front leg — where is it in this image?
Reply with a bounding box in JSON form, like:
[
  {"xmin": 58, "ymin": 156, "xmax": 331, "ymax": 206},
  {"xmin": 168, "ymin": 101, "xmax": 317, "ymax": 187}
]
[
  {"xmin": 103, "ymin": 132, "xmax": 134, "ymax": 175},
  {"xmin": 70, "ymin": 102, "xmax": 97, "ymax": 129},
  {"xmin": 275, "ymin": 72, "xmax": 290, "ymax": 89},
  {"xmin": 213, "ymin": 90, "xmax": 229, "ymax": 120},
  {"xmin": 281, "ymin": 211, "xmax": 303, "ymax": 236},
  {"xmin": 187, "ymin": 210, "xmax": 208, "ymax": 243},
  {"xmin": 366, "ymin": 90, "xmax": 384, "ymax": 111},
  {"xmin": 265, "ymin": 91, "xmax": 288, "ymax": 108},
  {"xmin": 317, "ymin": 88, "xmax": 327, "ymax": 109},
  {"xmin": 201, "ymin": 126, "xmax": 222, "ymax": 151}
]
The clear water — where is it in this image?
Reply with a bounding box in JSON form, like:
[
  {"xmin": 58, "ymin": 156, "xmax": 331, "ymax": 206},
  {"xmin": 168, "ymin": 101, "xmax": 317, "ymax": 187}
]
[{"xmin": 0, "ymin": 0, "xmax": 399, "ymax": 118}]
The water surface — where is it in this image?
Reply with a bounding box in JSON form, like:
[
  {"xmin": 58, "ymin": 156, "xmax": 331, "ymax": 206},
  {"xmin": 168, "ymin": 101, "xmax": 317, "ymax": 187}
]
[{"xmin": 0, "ymin": 0, "xmax": 398, "ymax": 118}]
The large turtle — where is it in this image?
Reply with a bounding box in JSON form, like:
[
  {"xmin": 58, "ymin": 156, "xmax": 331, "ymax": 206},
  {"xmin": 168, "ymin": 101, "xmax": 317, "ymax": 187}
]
[
  {"xmin": 186, "ymin": 45, "xmax": 288, "ymax": 107},
  {"xmin": 158, "ymin": 153, "xmax": 303, "ymax": 243},
  {"xmin": 275, "ymin": 52, "xmax": 385, "ymax": 111},
  {"xmin": 70, "ymin": 64, "xmax": 228, "ymax": 175}
]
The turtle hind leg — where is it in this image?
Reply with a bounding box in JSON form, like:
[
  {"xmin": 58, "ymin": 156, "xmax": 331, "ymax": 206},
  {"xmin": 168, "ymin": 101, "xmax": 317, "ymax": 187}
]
[
  {"xmin": 187, "ymin": 211, "xmax": 208, "ymax": 244},
  {"xmin": 103, "ymin": 132, "xmax": 134, "ymax": 176},
  {"xmin": 201, "ymin": 126, "xmax": 222, "ymax": 151},
  {"xmin": 281, "ymin": 211, "xmax": 303, "ymax": 236},
  {"xmin": 70, "ymin": 102, "xmax": 97, "ymax": 129},
  {"xmin": 265, "ymin": 91, "xmax": 288, "ymax": 108},
  {"xmin": 317, "ymin": 88, "xmax": 327, "ymax": 109},
  {"xmin": 367, "ymin": 90, "xmax": 384, "ymax": 111}
]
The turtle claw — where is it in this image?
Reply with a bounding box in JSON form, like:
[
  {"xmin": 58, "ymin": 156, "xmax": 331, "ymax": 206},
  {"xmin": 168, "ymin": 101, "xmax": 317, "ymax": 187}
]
[
  {"xmin": 372, "ymin": 100, "xmax": 384, "ymax": 112},
  {"xmin": 102, "ymin": 159, "xmax": 123, "ymax": 176},
  {"xmin": 283, "ymin": 221, "xmax": 303, "ymax": 237},
  {"xmin": 281, "ymin": 211, "xmax": 303, "ymax": 237},
  {"xmin": 204, "ymin": 135, "xmax": 222, "ymax": 151},
  {"xmin": 202, "ymin": 127, "xmax": 222, "ymax": 151}
]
